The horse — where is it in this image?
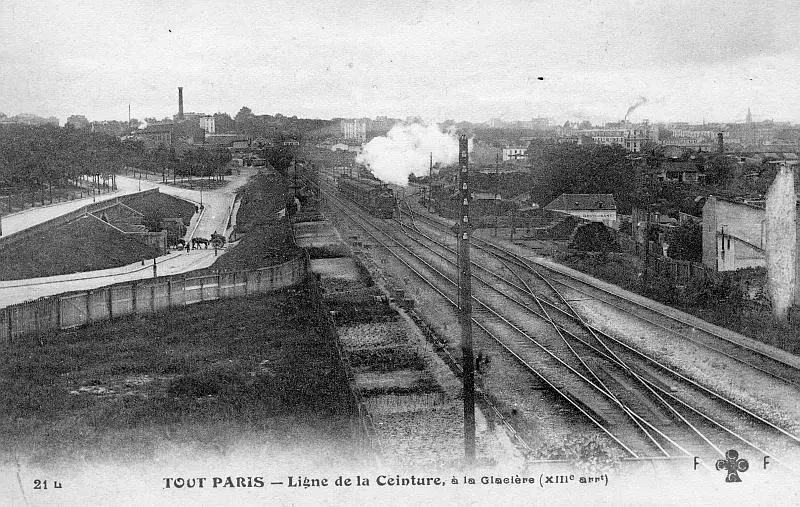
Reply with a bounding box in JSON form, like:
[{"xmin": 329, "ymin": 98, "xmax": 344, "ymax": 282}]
[{"xmin": 191, "ymin": 237, "xmax": 210, "ymax": 249}]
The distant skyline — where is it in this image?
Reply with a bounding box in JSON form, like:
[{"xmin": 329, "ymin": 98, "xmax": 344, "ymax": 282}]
[{"xmin": 2, "ymin": 0, "xmax": 799, "ymax": 125}]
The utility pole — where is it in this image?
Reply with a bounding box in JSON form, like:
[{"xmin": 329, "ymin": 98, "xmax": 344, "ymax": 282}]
[
  {"xmin": 428, "ymin": 152, "xmax": 433, "ymax": 212},
  {"xmin": 457, "ymin": 134, "xmax": 476, "ymax": 465},
  {"xmin": 510, "ymin": 208, "xmax": 516, "ymax": 242},
  {"xmin": 643, "ymin": 205, "xmax": 651, "ymax": 288},
  {"xmin": 494, "ymin": 151, "xmax": 499, "ymax": 237}
]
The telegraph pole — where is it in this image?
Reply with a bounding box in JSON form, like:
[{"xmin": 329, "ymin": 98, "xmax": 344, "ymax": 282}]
[
  {"xmin": 457, "ymin": 134, "xmax": 476, "ymax": 465},
  {"xmin": 494, "ymin": 151, "xmax": 499, "ymax": 237},
  {"xmin": 428, "ymin": 152, "xmax": 433, "ymax": 212}
]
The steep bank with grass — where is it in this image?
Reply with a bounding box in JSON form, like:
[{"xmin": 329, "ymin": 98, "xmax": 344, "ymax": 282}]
[
  {"xmin": 211, "ymin": 170, "xmax": 302, "ymax": 270},
  {"xmin": 0, "ymin": 215, "xmax": 160, "ymax": 280}
]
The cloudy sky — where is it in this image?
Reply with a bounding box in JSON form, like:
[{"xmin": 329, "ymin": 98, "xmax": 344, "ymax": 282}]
[{"xmin": 1, "ymin": 0, "xmax": 798, "ymax": 124}]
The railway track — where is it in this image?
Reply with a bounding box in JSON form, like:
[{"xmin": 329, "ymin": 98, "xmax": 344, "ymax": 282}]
[
  {"xmin": 314, "ymin": 166, "xmax": 800, "ymax": 466},
  {"xmin": 401, "ymin": 203, "xmax": 800, "ymax": 389}
]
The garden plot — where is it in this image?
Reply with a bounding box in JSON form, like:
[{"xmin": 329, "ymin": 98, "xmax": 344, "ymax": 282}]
[
  {"xmin": 293, "ymin": 220, "xmax": 343, "ymax": 250},
  {"xmin": 310, "ymin": 257, "xmax": 365, "ymax": 282}
]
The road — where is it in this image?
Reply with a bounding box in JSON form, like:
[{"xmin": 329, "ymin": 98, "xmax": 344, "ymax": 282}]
[{"xmin": 0, "ymin": 167, "xmax": 259, "ymax": 309}]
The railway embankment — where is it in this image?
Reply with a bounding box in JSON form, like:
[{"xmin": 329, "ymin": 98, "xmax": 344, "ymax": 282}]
[{"xmin": 0, "ymin": 169, "xmax": 364, "ymax": 473}]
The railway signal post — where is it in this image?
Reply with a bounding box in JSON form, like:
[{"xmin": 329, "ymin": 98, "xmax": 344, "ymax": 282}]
[{"xmin": 457, "ymin": 134, "xmax": 476, "ymax": 465}]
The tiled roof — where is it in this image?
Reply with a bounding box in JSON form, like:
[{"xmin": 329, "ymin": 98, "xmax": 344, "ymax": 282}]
[
  {"xmin": 544, "ymin": 193, "xmax": 616, "ymax": 211},
  {"xmin": 662, "ymin": 160, "xmax": 700, "ymax": 172}
]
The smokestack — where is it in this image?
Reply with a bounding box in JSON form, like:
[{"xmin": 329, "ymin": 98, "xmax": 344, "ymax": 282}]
[
  {"xmin": 178, "ymin": 87, "xmax": 184, "ymax": 121},
  {"xmin": 717, "ymin": 132, "xmax": 724, "ymax": 154}
]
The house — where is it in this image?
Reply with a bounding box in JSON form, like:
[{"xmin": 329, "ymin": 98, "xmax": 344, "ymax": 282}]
[
  {"xmin": 657, "ymin": 160, "xmax": 702, "ymax": 183},
  {"xmin": 702, "ymin": 196, "xmax": 768, "ymax": 273},
  {"xmin": 702, "ymin": 196, "xmax": 800, "ymax": 307},
  {"xmin": 134, "ymin": 124, "xmax": 173, "ymax": 149},
  {"xmin": 502, "ymin": 146, "xmax": 528, "ymax": 162},
  {"xmin": 544, "ymin": 193, "xmax": 618, "ymax": 229}
]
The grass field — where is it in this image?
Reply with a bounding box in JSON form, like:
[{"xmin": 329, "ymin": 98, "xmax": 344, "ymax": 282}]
[
  {"xmin": 0, "ymin": 284, "xmax": 358, "ymax": 467},
  {"xmin": 558, "ymin": 251, "xmax": 800, "ymax": 354},
  {"xmin": 122, "ymin": 191, "xmax": 196, "ymax": 225},
  {"xmin": 0, "ymin": 216, "xmax": 160, "ymax": 280}
]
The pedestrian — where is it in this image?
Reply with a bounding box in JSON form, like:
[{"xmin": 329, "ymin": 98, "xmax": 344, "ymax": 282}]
[{"xmin": 185, "ymin": 241, "xmax": 190, "ymax": 253}]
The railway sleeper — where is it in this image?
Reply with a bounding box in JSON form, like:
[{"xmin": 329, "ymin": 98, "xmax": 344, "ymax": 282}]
[{"xmin": 589, "ymin": 361, "xmax": 674, "ymax": 427}]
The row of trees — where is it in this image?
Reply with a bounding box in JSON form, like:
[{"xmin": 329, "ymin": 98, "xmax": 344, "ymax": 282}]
[
  {"xmin": 129, "ymin": 144, "xmax": 232, "ymax": 179},
  {"xmin": 0, "ymin": 124, "xmax": 233, "ymax": 211},
  {"xmin": 0, "ymin": 124, "xmax": 122, "ymax": 207}
]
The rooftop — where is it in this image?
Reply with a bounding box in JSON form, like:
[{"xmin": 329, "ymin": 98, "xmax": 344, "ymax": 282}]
[{"xmin": 544, "ymin": 193, "xmax": 617, "ymax": 211}]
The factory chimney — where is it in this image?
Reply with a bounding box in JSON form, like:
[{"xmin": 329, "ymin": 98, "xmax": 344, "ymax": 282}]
[
  {"xmin": 717, "ymin": 132, "xmax": 724, "ymax": 154},
  {"xmin": 178, "ymin": 87, "xmax": 184, "ymax": 121}
]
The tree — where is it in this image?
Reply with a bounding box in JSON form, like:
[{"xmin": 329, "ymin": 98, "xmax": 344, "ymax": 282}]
[
  {"xmin": 213, "ymin": 112, "xmax": 235, "ymax": 133},
  {"xmin": 142, "ymin": 211, "xmax": 164, "ymax": 232},
  {"xmin": 528, "ymin": 143, "xmax": 638, "ymax": 212},
  {"xmin": 705, "ymin": 155, "xmax": 734, "ymax": 186},
  {"xmin": 667, "ymin": 221, "xmax": 702, "ymax": 261},
  {"xmin": 570, "ymin": 222, "xmax": 619, "ymax": 252},
  {"xmin": 264, "ymin": 146, "xmax": 295, "ymax": 176}
]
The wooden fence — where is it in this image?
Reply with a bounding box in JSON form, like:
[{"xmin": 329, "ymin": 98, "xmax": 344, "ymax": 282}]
[
  {"xmin": 0, "ymin": 254, "xmax": 308, "ymax": 345},
  {"xmin": 616, "ymin": 232, "xmax": 715, "ymax": 286}
]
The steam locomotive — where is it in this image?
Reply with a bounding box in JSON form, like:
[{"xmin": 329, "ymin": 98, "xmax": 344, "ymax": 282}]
[{"xmin": 337, "ymin": 175, "xmax": 396, "ymax": 218}]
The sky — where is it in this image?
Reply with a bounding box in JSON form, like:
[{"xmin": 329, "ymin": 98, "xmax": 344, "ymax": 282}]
[{"xmin": 1, "ymin": 0, "xmax": 799, "ymax": 125}]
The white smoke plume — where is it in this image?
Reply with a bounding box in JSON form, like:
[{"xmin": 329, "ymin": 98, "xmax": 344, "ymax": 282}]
[
  {"xmin": 765, "ymin": 164, "xmax": 797, "ymax": 323},
  {"xmin": 356, "ymin": 123, "xmax": 459, "ymax": 186}
]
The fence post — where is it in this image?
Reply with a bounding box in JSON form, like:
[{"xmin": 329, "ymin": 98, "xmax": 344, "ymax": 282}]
[
  {"xmin": 56, "ymin": 295, "xmax": 62, "ymax": 330},
  {"xmin": 132, "ymin": 282, "xmax": 137, "ymax": 315}
]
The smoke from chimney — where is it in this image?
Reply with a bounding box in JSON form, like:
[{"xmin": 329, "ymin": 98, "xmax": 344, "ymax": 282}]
[
  {"xmin": 624, "ymin": 96, "xmax": 648, "ymax": 121},
  {"xmin": 178, "ymin": 87, "xmax": 184, "ymax": 121}
]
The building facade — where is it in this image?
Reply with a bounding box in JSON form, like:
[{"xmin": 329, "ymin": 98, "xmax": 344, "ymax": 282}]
[
  {"xmin": 502, "ymin": 146, "xmax": 528, "ymax": 161},
  {"xmin": 341, "ymin": 119, "xmax": 367, "ymax": 142},
  {"xmin": 544, "ymin": 193, "xmax": 618, "ymax": 229},
  {"xmin": 701, "ymin": 196, "xmax": 769, "ymax": 272},
  {"xmin": 199, "ymin": 115, "xmax": 215, "ymax": 134}
]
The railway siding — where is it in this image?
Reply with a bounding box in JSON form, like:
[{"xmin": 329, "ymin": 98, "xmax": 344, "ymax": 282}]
[
  {"xmin": 490, "ymin": 238, "xmax": 800, "ymax": 372},
  {"xmin": 387, "ymin": 191, "xmax": 800, "ymax": 463}
]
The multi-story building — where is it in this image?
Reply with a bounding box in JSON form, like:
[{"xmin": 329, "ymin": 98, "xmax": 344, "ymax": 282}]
[
  {"xmin": 502, "ymin": 146, "xmax": 528, "ymax": 161},
  {"xmin": 573, "ymin": 123, "xmax": 655, "ymax": 153},
  {"xmin": 1, "ymin": 113, "xmax": 59, "ymax": 127},
  {"xmin": 66, "ymin": 115, "xmax": 90, "ymax": 129},
  {"xmin": 199, "ymin": 115, "xmax": 215, "ymax": 134},
  {"xmin": 544, "ymin": 193, "xmax": 618, "ymax": 229},
  {"xmin": 134, "ymin": 124, "xmax": 173, "ymax": 149},
  {"xmin": 340, "ymin": 119, "xmax": 367, "ymax": 142}
]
